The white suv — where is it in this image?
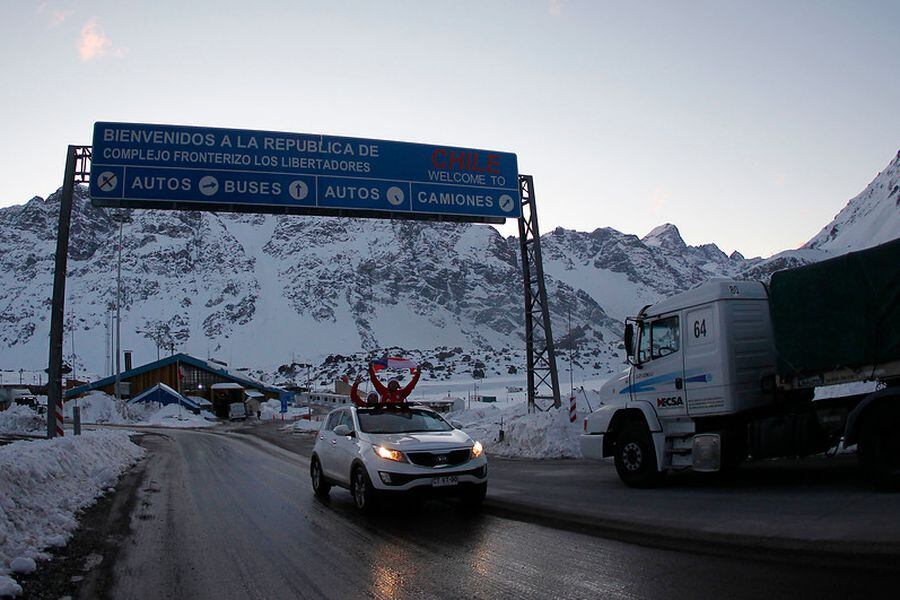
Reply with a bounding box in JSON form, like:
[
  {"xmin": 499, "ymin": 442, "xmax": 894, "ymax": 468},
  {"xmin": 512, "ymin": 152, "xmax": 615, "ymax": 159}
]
[{"xmin": 310, "ymin": 404, "xmax": 488, "ymax": 511}]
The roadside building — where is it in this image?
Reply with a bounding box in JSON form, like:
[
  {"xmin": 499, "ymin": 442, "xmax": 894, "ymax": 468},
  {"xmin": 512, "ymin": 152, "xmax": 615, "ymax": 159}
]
[{"xmin": 65, "ymin": 353, "xmax": 285, "ymax": 418}]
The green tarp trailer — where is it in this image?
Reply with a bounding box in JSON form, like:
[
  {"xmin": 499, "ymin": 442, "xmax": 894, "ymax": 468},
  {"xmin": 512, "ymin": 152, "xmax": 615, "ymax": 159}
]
[{"xmin": 769, "ymin": 237, "xmax": 900, "ymax": 378}]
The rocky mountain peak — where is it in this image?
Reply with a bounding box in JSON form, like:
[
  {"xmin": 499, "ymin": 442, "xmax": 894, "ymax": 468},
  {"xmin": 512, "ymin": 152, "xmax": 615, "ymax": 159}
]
[{"xmin": 642, "ymin": 223, "xmax": 686, "ymax": 251}]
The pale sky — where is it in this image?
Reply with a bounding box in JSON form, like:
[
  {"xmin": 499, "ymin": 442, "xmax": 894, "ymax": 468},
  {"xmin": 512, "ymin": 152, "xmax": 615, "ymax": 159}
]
[{"xmin": 1, "ymin": 0, "xmax": 898, "ymax": 257}]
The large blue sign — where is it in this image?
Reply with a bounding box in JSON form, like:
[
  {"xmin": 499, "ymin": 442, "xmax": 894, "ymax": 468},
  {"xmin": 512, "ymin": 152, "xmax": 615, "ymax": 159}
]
[{"xmin": 90, "ymin": 122, "xmax": 520, "ymax": 222}]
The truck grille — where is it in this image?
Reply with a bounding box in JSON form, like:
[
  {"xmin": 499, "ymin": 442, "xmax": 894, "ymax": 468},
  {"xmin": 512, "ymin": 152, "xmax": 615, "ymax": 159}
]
[{"xmin": 407, "ymin": 449, "xmax": 471, "ymax": 467}]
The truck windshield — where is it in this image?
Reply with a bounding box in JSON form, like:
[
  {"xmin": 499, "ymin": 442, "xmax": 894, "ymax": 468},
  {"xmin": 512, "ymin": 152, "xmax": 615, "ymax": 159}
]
[{"xmin": 357, "ymin": 408, "xmax": 453, "ymax": 434}]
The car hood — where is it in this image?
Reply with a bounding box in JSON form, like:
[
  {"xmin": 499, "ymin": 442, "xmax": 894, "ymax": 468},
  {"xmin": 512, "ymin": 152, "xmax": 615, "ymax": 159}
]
[{"xmin": 367, "ymin": 429, "xmax": 473, "ymax": 450}]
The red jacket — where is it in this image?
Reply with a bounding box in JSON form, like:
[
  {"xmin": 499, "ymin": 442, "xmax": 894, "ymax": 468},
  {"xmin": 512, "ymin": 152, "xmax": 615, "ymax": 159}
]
[{"xmin": 369, "ymin": 364, "xmax": 421, "ymax": 403}]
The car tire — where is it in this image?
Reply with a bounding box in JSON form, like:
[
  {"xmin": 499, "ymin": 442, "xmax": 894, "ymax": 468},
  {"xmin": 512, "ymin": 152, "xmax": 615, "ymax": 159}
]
[
  {"xmin": 859, "ymin": 403, "xmax": 900, "ymax": 492},
  {"xmin": 310, "ymin": 456, "xmax": 331, "ymax": 498},
  {"xmin": 351, "ymin": 465, "xmax": 378, "ymax": 512},
  {"xmin": 459, "ymin": 482, "xmax": 487, "ymax": 507},
  {"xmin": 614, "ymin": 423, "xmax": 666, "ymax": 488}
]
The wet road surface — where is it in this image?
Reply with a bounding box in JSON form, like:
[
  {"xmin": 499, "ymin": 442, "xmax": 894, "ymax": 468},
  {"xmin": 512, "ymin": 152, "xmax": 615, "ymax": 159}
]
[{"xmin": 105, "ymin": 428, "xmax": 899, "ymax": 599}]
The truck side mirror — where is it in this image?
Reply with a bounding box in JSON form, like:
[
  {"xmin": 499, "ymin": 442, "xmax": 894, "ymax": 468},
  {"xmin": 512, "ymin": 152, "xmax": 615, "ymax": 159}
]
[{"xmin": 624, "ymin": 323, "xmax": 634, "ymax": 357}]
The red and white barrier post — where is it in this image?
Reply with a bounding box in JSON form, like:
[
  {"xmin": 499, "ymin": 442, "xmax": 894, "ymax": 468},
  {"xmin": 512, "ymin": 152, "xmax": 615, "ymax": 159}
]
[
  {"xmin": 569, "ymin": 393, "xmax": 577, "ymax": 423},
  {"xmin": 55, "ymin": 399, "xmax": 65, "ymax": 437}
]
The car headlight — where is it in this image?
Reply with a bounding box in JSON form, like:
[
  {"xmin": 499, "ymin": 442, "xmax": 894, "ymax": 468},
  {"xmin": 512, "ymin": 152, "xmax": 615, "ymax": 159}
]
[
  {"xmin": 373, "ymin": 445, "xmax": 407, "ymax": 462},
  {"xmin": 471, "ymin": 440, "xmax": 484, "ymax": 458}
]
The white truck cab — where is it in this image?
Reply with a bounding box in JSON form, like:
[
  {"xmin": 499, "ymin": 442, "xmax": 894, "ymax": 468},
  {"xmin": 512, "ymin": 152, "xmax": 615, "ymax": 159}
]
[
  {"xmin": 583, "ymin": 240, "xmax": 900, "ymax": 489},
  {"xmin": 582, "ymin": 268, "xmax": 900, "ymax": 490},
  {"xmin": 581, "ymin": 280, "xmax": 779, "ymax": 486}
]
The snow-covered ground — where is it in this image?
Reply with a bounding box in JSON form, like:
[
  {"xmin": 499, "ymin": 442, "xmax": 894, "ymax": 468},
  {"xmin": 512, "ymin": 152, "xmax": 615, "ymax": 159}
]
[{"xmin": 0, "ymin": 430, "xmax": 144, "ymax": 596}]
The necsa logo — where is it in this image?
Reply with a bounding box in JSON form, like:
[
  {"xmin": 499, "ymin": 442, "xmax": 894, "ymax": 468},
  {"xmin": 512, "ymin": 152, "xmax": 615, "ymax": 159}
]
[{"xmin": 657, "ymin": 396, "xmax": 684, "ymax": 408}]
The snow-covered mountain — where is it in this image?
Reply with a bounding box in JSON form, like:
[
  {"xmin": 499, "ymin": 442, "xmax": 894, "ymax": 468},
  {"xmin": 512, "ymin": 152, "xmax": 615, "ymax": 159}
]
[
  {"xmin": 805, "ymin": 150, "xmax": 900, "ymax": 253},
  {"xmin": 0, "ymin": 151, "xmax": 896, "ymax": 381}
]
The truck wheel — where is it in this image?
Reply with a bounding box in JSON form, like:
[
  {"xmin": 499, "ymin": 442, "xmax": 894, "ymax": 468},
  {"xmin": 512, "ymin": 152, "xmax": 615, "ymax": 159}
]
[
  {"xmin": 859, "ymin": 403, "xmax": 900, "ymax": 492},
  {"xmin": 614, "ymin": 423, "xmax": 665, "ymax": 488},
  {"xmin": 310, "ymin": 456, "xmax": 331, "ymax": 499}
]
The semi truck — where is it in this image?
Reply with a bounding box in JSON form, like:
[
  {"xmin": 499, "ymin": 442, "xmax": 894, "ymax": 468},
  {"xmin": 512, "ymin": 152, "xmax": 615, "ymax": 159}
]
[{"xmin": 580, "ymin": 238, "xmax": 900, "ymax": 490}]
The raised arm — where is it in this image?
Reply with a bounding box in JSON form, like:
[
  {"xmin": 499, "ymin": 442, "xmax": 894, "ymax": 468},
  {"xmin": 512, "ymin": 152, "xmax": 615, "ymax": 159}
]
[
  {"xmin": 350, "ymin": 375, "xmax": 365, "ymax": 407},
  {"xmin": 368, "ymin": 363, "xmax": 388, "ymax": 395},
  {"xmin": 399, "ymin": 367, "xmax": 421, "ymax": 399}
]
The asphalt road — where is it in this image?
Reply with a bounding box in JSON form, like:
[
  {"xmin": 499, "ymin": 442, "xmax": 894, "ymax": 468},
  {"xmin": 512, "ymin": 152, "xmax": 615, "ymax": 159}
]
[{"xmin": 95, "ymin": 427, "xmax": 898, "ymax": 600}]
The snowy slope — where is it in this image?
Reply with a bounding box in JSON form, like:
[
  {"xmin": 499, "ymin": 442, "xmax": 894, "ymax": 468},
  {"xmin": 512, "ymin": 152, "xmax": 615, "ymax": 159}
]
[
  {"xmin": 0, "ymin": 151, "xmax": 895, "ymax": 381},
  {"xmin": 806, "ymin": 150, "xmax": 900, "ymax": 253},
  {"xmin": 0, "ymin": 187, "xmax": 616, "ymax": 377}
]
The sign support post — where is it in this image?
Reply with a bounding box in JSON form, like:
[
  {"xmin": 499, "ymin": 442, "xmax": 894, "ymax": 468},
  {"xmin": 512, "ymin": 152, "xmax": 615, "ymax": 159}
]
[
  {"xmin": 46, "ymin": 146, "xmax": 91, "ymax": 438},
  {"xmin": 518, "ymin": 175, "xmax": 561, "ymax": 412}
]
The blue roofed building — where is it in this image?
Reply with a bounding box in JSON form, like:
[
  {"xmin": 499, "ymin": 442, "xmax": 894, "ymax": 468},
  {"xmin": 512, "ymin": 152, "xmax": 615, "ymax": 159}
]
[{"xmin": 66, "ymin": 353, "xmax": 285, "ymax": 418}]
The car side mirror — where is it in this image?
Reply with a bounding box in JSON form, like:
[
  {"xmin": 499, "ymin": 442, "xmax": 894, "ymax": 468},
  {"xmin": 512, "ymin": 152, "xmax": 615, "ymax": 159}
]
[
  {"xmin": 333, "ymin": 424, "xmax": 353, "ymax": 437},
  {"xmin": 624, "ymin": 323, "xmax": 634, "ymax": 357},
  {"xmin": 451, "ymin": 420, "xmax": 463, "ymax": 429}
]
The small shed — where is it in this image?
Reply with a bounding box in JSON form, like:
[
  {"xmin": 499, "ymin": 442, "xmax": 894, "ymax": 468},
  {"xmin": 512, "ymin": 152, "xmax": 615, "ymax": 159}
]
[{"xmin": 129, "ymin": 383, "xmax": 200, "ymax": 412}]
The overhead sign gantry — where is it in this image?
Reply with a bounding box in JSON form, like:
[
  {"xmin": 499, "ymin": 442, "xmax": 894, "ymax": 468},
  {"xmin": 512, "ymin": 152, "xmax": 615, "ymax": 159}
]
[
  {"xmin": 45, "ymin": 123, "xmax": 560, "ymax": 439},
  {"xmin": 90, "ymin": 122, "xmax": 521, "ymax": 223}
]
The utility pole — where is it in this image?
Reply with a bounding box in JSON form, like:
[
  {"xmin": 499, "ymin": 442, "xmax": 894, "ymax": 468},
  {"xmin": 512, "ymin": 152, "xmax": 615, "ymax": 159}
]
[{"xmin": 568, "ymin": 306, "xmax": 574, "ymax": 397}]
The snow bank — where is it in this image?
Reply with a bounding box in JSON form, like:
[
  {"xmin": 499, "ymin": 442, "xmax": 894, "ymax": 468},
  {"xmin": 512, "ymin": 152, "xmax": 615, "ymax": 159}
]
[
  {"xmin": 260, "ymin": 400, "xmax": 310, "ymax": 421},
  {"xmin": 0, "ymin": 430, "xmax": 144, "ymax": 594},
  {"xmin": 134, "ymin": 403, "xmax": 216, "ymax": 428},
  {"xmin": 0, "ymin": 406, "xmax": 44, "ymax": 435},
  {"xmin": 63, "ymin": 391, "xmax": 126, "ymax": 425},
  {"xmin": 452, "ymin": 403, "xmax": 582, "ymax": 459},
  {"xmin": 61, "ymin": 392, "xmax": 217, "ymax": 429}
]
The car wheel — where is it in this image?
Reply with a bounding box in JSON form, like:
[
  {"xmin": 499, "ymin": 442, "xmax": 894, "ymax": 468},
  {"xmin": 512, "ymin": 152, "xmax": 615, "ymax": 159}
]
[
  {"xmin": 310, "ymin": 456, "xmax": 330, "ymax": 498},
  {"xmin": 859, "ymin": 403, "xmax": 900, "ymax": 492},
  {"xmin": 614, "ymin": 423, "xmax": 666, "ymax": 488},
  {"xmin": 351, "ymin": 466, "xmax": 378, "ymax": 512},
  {"xmin": 459, "ymin": 482, "xmax": 487, "ymax": 507}
]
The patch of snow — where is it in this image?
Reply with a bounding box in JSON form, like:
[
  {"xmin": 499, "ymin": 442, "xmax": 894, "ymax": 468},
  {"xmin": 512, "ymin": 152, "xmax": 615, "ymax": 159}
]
[
  {"xmin": 0, "ymin": 575, "xmax": 22, "ymax": 597},
  {"xmin": 451, "ymin": 402, "xmax": 582, "ymax": 459},
  {"xmin": 259, "ymin": 400, "xmax": 310, "ymax": 421},
  {"xmin": 288, "ymin": 419, "xmax": 321, "ymax": 433},
  {"xmin": 134, "ymin": 403, "xmax": 217, "ymax": 428},
  {"xmin": 0, "ymin": 405, "xmax": 44, "ymax": 435},
  {"xmin": 0, "ymin": 430, "xmax": 143, "ymax": 593},
  {"xmin": 8, "ymin": 557, "xmax": 35, "ymax": 575},
  {"xmin": 814, "ymin": 381, "xmax": 879, "ymax": 400}
]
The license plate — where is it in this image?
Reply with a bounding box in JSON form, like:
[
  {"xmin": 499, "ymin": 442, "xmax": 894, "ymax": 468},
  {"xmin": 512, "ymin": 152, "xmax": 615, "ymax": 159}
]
[{"xmin": 431, "ymin": 476, "xmax": 458, "ymax": 487}]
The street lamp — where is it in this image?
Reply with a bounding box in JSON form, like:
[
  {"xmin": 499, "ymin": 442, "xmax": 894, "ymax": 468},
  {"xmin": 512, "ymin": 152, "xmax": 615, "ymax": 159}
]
[{"xmin": 110, "ymin": 210, "xmax": 132, "ymax": 401}]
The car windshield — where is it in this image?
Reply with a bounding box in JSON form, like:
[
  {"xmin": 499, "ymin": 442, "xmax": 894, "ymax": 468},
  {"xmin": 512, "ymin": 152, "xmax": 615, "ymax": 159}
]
[{"xmin": 356, "ymin": 408, "xmax": 453, "ymax": 434}]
